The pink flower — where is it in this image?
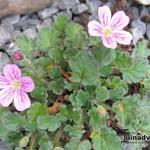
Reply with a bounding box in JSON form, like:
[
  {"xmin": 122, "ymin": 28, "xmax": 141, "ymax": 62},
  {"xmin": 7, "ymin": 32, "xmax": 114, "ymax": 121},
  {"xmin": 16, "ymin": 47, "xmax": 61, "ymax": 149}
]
[
  {"xmin": 0, "ymin": 64, "xmax": 35, "ymax": 111},
  {"xmin": 88, "ymin": 6, "xmax": 133, "ymax": 49}
]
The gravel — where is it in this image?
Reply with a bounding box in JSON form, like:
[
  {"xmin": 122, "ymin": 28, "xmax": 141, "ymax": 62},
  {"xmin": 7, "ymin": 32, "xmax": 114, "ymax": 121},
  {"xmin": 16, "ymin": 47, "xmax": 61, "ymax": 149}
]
[
  {"xmin": 146, "ymin": 24, "xmax": 150, "ymax": 40},
  {"xmin": 38, "ymin": 7, "xmax": 59, "ymax": 20},
  {"xmin": 1, "ymin": 15, "xmax": 20, "ymax": 25},
  {"xmin": 0, "ymin": 52, "xmax": 10, "ymax": 72},
  {"xmin": 72, "ymin": 4, "xmax": 88, "ymax": 15}
]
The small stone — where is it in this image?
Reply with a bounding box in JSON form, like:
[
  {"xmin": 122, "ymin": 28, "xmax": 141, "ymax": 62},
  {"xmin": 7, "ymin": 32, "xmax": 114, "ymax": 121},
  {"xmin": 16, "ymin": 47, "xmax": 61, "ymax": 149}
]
[
  {"xmin": 58, "ymin": 0, "xmax": 80, "ymax": 10},
  {"xmin": 38, "ymin": 7, "xmax": 59, "ymax": 20},
  {"xmin": 72, "ymin": 4, "xmax": 88, "ymax": 15},
  {"xmin": 37, "ymin": 18, "xmax": 52, "ymax": 31},
  {"xmin": 140, "ymin": 6, "xmax": 149, "ymax": 18},
  {"xmin": 87, "ymin": 0, "xmax": 101, "ymax": 14},
  {"xmin": 1, "ymin": 15, "xmax": 20, "ymax": 25},
  {"xmin": 0, "ymin": 52, "xmax": 10, "ymax": 72},
  {"xmin": 0, "ymin": 141, "xmax": 8, "ymax": 150},
  {"xmin": 131, "ymin": 19, "xmax": 146, "ymax": 44},
  {"xmin": 135, "ymin": 0, "xmax": 150, "ymax": 5},
  {"xmin": 130, "ymin": 6, "xmax": 140, "ymax": 20},
  {"xmin": 23, "ymin": 28, "xmax": 37, "ymax": 39},
  {"xmin": 0, "ymin": 25, "xmax": 12, "ymax": 46},
  {"xmin": 146, "ymin": 24, "xmax": 150, "ymax": 40}
]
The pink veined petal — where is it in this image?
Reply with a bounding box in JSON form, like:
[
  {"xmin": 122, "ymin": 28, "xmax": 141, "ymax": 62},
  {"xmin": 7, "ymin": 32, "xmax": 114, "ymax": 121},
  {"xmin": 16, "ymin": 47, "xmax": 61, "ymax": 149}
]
[
  {"xmin": 14, "ymin": 90, "xmax": 31, "ymax": 111},
  {"xmin": 112, "ymin": 30, "xmax": 133, "ymax": 45},
  {"xmin": 0, "ymin": 75, "xmax": 11, "ymax": 89},
  {"xmin": 3, "ymin": 64, "xmax": 22, "ymax": 80},
  {"xmin": 0, "ymin": 87, "xmax": 14, "ymax": 107},
  {"xmin": 20, "ymin": 76, "xmax": 35, "ymax": 93},
  {"xmin": 102, "ymin": 36, "xmax": 117, "ymax": 49},
  {"xmin": 109, "ymin": 11, "xmax": 129, "ymax": 31},
  {"xmin": 98, "ymin": 6, "xmax": 111, "ymax": 27},
  {"xmin": 88, "ymin": 20, "xmax": 103, "ymax": 36}
]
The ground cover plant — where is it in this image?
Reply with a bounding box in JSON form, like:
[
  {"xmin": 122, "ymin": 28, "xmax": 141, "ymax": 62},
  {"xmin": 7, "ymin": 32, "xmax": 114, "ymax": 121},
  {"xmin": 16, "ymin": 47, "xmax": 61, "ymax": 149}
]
[{"xmin": 0, "ymin": 6, "xmax": 150, "ymax": 150}]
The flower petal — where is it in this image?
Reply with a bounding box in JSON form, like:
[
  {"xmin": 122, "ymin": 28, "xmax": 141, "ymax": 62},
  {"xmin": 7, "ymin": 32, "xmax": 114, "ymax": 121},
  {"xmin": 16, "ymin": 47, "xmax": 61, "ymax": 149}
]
[
  {"xmin": 0, "ymin": 75, "xmax": 11, "ymax": 89},
  {"xmin": 3, "ymin": 64, "xmax": 21, "ymax": 80},
  {"xmin": 110, "ymin": 11, "xmax": 129, "ymax": 30},
  {"xmin": 98, "ymin": 6, "xmax": 111, "ymax": 27},
  {"xmin": 14, "ymin": 90, "xmax": 31, "ymax": 111},
  {"xmin": 20, "ymin": 77, "xmax": 35, "ymax": 93},
  {"xmin": 102, "ymin": 36, "xmax": 117, "ymax": 49},
  {"xmin": 88, "ymin": 20, "xmax": 103, "ymax": 36},
  {"xmin": 0, "ymin": 87, "xmax": 14, "ymax": 107},
  {"xmin": 112, "ymin": 30, "xmax": 133, "ymax": 45}
]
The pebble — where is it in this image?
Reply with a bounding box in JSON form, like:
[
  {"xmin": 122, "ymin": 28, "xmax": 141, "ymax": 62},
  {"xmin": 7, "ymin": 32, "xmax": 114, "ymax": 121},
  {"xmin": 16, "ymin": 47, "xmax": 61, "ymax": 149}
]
[
  {"xmin": 0, "ymin": 25, "xmax": 12, "ymax": 46},
  {"xmin": 86, "ymin": 0, "xmax": 101, "ymax": 14},
  {"xmin": 0, "ymin": 141, "xmax": 8, "ymax": 150},
  {"xmin": 0, "ymin": 52, "xmax": 10, "ymax": 72},
  {"xmin": 72, "ymin": 4, "xmax": 88, "ymax": 15},
  {"xmin": 23, "ymin": 28, "xmax": 37, "ymax": 39},
  {"xmin": 140, "ymin": 6, "xmax": 149, "ymax": 18},
  {"xmin": 58, "ymin": 0, "xmax": 80, "ymax": 10},
  {"xmin": 1, "ymin": 15, "xmax": 20, "ymax": 25},
  {"xmin": 130, "ymin": 6, "xmax": 140, "ymax": 20},
  {"xmin": 131, "ymin": 19, "xmax": 146, "ymax": 44},
  {"xmin": 146, "ymin": 24, "xmax": 150, "ymax": 40},
  {"xmin": 38, "ymin": 7, "xmax": 59, "ymax": 20}
]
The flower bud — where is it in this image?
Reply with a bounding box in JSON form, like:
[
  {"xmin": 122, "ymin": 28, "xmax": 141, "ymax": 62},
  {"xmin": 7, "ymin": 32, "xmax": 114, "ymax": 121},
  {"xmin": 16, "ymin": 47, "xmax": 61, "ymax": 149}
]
[
  {"xmin": 19, "ymin": 136, "xmax": 29, "ymax": 148},
  {"xmin": 97, "ymin": 106, "xmax": 107, "ymax": 117},
  {"xmin": 13, "ymin": 51, "xmax": 23, "ymax": 61}
]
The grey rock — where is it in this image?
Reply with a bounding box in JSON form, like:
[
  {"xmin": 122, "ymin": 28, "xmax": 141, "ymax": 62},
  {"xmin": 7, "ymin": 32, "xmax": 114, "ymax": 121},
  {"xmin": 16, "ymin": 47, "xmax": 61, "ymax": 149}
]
[
  {"xmin": 146, "ymin": 24, "xmax": 150, "ymax": 40},
  {"xmin": 0, "ymin": 25, "xmax": 12, "ymax": 46},
  {"xmin": 135, "ymin": 0, "xmax": 150, "ymax": 5},
  {"xmin": 130, "ymin": 6, "xmax": 140, "ymax": 20},
  {"xmin": 0, "ymin": 141, "xmax": 8, "ymax": 150},
  {"xmin": 16, "ymin": 18, "xmax": 41, "ymax": 30},
  {"xmin": 37, "ymin": 18, "xmax": 52, "ymax": 31},
  {"xmin": 23, "ymin": 28, "xmax": 37, "ymax": 39},
  {"xmin": 1, "ymin": 15, "xmax": 20, "ymax": 25},
  {"xmin": 140, "ymin": 6, "xmax": 149, "ymax": 18},
  {"xmin": 0, "ymin": 52, "xmax": 10, "ymax": 72},
  {"xmin": 6, "ymin": 42, "xmax": 19, "ymax": 56},
  {"xmin": 38, "ymin": 7, "xmax": 59, "ymax": 20},
  {"xmin": 87, "ymin": 0, "xmax": 101, "ymax": 14},
  {"xmin": 72, "ymin": 4, "xmax": 88, "ymax": 15},
  {"xmin": 58, "ymin": 0, "xmax": 79, "ymax": 10},
  {"xmin": 131, "ymin": 19, "xmax": 146, "ymax": 44}
]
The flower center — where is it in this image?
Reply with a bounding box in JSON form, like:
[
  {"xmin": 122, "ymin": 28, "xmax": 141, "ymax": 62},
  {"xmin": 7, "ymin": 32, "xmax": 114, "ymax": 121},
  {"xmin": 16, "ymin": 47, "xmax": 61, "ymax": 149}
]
[
  {"xmin": 103, "ymin": 27, "xmax": 112, "ymax": 37},
  {"xmin": 11, "ymin": 80, "xmax": 21, "ymax": 89}
]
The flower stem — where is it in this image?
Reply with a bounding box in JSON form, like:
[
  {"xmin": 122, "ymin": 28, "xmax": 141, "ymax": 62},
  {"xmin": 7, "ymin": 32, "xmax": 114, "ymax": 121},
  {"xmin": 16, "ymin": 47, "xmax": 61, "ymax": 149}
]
[{"xmin": 29, "ymin": 131, "xmax": 38, "ymax": 150}]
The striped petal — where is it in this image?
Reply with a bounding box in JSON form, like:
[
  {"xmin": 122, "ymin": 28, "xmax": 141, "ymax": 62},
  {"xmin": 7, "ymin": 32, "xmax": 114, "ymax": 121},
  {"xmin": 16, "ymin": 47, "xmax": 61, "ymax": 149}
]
[
  {"xmin": 102, "ymin": 36, "xmax": 117, "ymax": 49},
  {"xmin": 20, "ymin": 77, "xmax": 35, "ymax": 93},
  {"xmin": 88, "ymin": 20, "xmax": 103, "ymax": 36},
  {"xmin": 14, "ymin": 90, "xmax": 31, "ymax": 111},
  {"xmin": 4, "ymin": 64, "xmax": 21, "ymax": 80},
  {"xmin": 98, "ymin": 6, "xmax": 111, "ymax": 27},
  {"xmin": 0, "ymin": 75, "xmax": 10, "ymax": 89},
  {"xmin": 112, "ymin": 30, "xmax": 133, "ymax": 45},
  {"xmin": 109, "ymin": 11, "xmax": 129, "ymax": 31},
  {"xmin": 0, "ymin": 87, "xmax": 14, "ymax": 107}
]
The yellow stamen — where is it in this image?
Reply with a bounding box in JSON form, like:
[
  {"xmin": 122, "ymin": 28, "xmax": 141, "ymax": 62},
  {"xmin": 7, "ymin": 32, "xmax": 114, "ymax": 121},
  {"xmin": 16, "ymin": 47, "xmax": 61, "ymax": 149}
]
[
  {"xmin": 103, "ymin": 27, "xmax": 112, "ymax": 37},
  {"xmin": 97, "ymin": 106, "xmax": 107, "ymax": 117},
  {"xmin": 11, "ymin": 80, "xmax": 21, "ymax": 89}
]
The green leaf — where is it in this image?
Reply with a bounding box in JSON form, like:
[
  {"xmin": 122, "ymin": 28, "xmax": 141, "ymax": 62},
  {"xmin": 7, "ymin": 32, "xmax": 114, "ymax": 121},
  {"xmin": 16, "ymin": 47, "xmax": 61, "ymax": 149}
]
[
  {"xmin": 96, "ymin": 86, "xmax": 110, "ymax": 102},
  {"xmin": 134, "ymin": 39, "xmax": 149, "ymax": 60},
  {"xmin": 27, "ymin": 102, "xmax": 48, "ymax": 129},
  {"xmin": 1, "ymin": 112, "xmax": 22, "ymax": 132},
  {"xmin": 49, "ymin": 66, "xmax": 61, "ymax": 79},
  {"xmin": 37, "ymin": 114, "xmax": 66, "ymax": 132},
  {"xmin": 38, "ymin": 27, "xmax": 60, "ymax": 50},
  {"xmin": 69, "ymin": 51, "xmax": 99, "ymax": 85},
  {"xmin": 91, "ymin": 128, "xmax": 122, "ymax": 150},
  {"xmin": 49, "ymin": 78, "xmax": 64, "ymax": 95},
  {"xmin": 122, "ymin": 60, "xmax": 150, "ymax": 83},
  {"xmin": 16, "ymin": 35, "xmax": 35, "ymax": 56},
  {"xmin": 78, "ymin": 140, "xmax": 91, "ymax": 150},
  {"xmin": 70, "ymin": 90, "xmax": 89, "ymax": 107},
  {"xmin": 92, "ymin": 44, "xmax": 116, "ymax": 67},
  {"xmin": 54, "ymin": 16, "xmax": 68, "ymax": 33},
  {"xmin": 88, "ymin": 107, "xmax": 107, "ymax": 130}
]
